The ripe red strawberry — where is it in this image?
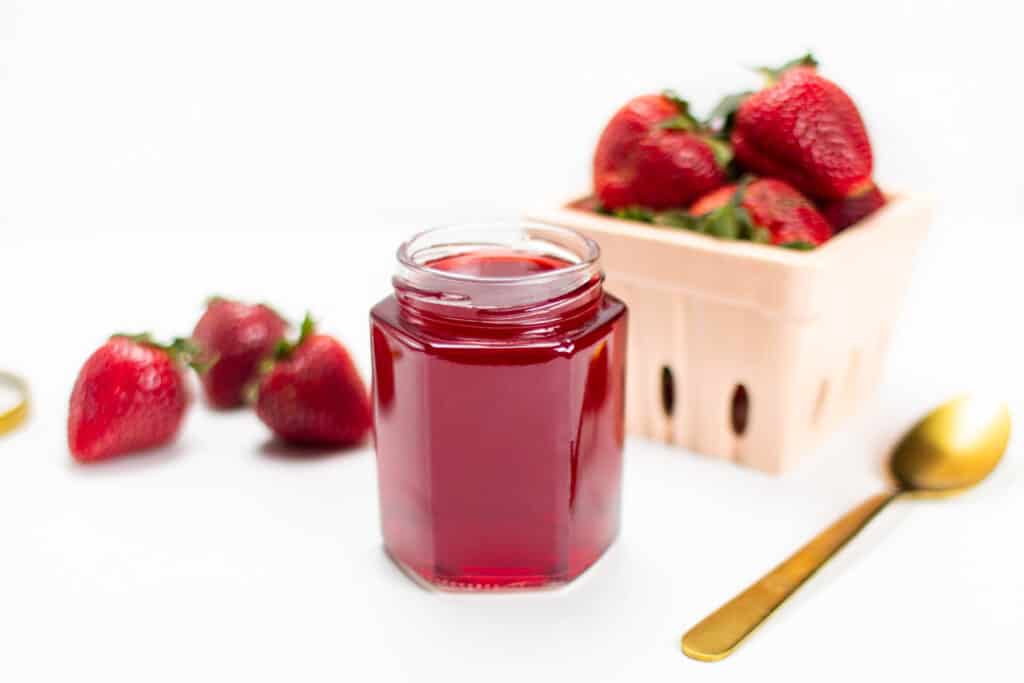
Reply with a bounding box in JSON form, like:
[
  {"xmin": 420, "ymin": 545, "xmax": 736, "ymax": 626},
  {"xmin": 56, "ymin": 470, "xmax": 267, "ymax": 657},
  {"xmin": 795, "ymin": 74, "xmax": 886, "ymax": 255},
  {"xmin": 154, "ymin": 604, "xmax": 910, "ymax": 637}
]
[
  {"xmin": 192, "ymin": 297, "xmax": 287, "ymax": 409},
  {"xmin": 818, "ymin": 182, "xmax": 887, "ymax": 232},
  {"xmin": 689, "ymin": 178, "xmax": 832, "ymax": 247},
  {"xmin": 729, "ymin": 55, "xmax": 874, "ymax": 201},
  {"xmin": 68, "ymin": 335, "xmax": 194, "ymax": 462},
  {"xmin": 255, "ymin": 315, "xmax": 371, "ymax": 447},
  {"xmin": 594, "ymin": 92, "xmax": 729, "ymax": 210}
]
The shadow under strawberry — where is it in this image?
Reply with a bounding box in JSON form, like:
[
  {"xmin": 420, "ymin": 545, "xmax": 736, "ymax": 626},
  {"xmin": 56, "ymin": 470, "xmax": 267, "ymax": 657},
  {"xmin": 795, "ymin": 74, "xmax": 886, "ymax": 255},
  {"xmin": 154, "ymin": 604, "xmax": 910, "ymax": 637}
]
[
  {"xmin": 257, "ymin": 437, "xmax": 369, "ymax": 461},
  {"xmin": 66, "ymin": 441, "xmax": 189, "ymax": 473}
]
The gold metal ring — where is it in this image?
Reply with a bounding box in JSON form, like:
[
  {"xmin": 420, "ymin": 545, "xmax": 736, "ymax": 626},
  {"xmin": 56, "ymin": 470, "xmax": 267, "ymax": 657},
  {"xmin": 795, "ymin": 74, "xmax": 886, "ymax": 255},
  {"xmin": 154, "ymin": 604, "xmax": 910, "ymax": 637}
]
[{"xmin": 0, "ymin": 371, "xmax": 30, "ymax": 437}]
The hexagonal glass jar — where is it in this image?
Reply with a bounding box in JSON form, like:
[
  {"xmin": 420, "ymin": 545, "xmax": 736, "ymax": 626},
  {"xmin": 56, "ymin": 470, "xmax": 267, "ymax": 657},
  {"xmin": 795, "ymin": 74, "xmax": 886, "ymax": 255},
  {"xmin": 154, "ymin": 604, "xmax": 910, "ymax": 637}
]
[{"xmin": 370, "ymin": 223, "xmax": 627, "ymax": 590}]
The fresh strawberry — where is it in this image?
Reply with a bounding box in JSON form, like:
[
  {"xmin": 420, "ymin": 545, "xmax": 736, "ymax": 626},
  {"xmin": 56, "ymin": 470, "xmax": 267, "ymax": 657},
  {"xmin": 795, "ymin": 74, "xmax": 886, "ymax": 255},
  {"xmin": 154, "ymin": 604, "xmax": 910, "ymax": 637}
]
[
  {"xmin": 68, "ymin": 335, "xmax": 195, "ymax": 462},
  {"xmin": 255, "ymin": 315, "xmax": 371, "ymax": 447},
  {"xmin": 192, "ymin": 297, "xmax": 287, "ymax": 409},
  {"xmin": 593, "ymin": 92, "xmax": 729, "ymax": 210},
  {"xmin": 689, "ymin": 178, "xmax": 832, "ymax": 247},
  {"xmin": 818, "ymin": 182, "xmax": 887, "ymax": 232},
  {"xmin": 729, "ymin": 55, "xmax": 874, "ymax": 201},
  {"xmin": 688, "ymin": 185, "xmax": 742, "ymax": 217}
]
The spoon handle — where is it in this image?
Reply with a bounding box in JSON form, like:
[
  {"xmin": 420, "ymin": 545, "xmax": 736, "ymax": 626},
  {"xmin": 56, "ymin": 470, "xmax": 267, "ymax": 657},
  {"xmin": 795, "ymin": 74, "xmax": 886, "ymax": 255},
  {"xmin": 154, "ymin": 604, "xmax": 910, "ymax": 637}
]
[{"xmin": 681, "ymin": 490, "xmax": 897, "ymax": 662}]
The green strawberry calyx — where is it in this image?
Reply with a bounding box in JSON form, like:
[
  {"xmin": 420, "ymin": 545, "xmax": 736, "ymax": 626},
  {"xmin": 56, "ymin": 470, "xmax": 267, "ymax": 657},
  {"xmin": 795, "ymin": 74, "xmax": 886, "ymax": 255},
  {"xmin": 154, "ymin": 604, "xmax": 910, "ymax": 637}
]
[
  {"xmin": 700, "ymin": 135, "xmax": 734, "ymax": 169},
  {"xmin": 271, "ymin": 312, "xmax": 315, "ymax": 362},
  {"xmin": 673, "ymin": 178, "xmax": 771, "ymax": 243},
  {"xmin": 110, "ymin": 333, "xmax": 209, "ymax": 372},
  {"xmin": 706, "ymin": 91, "xmax": 752, "ymax": 139},
  {"xmin": 658, "ymin": 90, "xmax": 701, "ymax": 132},
  {"xmin": 605, "ymin": 205, "xmax": 657, "ymax": 223},
  {"xmin": 597, "ymin": 177, "xmax": 813, "ymax": 248},
  {"xmin": 755, "ymin": 52, "xmax": 818, "ymax": 84},
  {"xmin": 658, "ymin": 90, "xmax": 734, "ymax": 169},
  {"xmin": 239, "ymin": 311, "xmax": 313, "ymax": 404},
  {"xmin": 246, "ymin": 312, "xmax": 315, "ymax": 403}
]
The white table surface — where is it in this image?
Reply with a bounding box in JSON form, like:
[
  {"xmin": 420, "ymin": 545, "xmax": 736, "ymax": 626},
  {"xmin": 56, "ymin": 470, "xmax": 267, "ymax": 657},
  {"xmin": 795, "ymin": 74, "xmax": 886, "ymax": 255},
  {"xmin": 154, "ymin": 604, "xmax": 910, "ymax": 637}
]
[
  {"xmin": 2, "ymin": 2, "xmax": 1023, "ymax": 680},
  {"xmin": 1, "ymin": 220, "xmax": 1021, "ymax": 682}
]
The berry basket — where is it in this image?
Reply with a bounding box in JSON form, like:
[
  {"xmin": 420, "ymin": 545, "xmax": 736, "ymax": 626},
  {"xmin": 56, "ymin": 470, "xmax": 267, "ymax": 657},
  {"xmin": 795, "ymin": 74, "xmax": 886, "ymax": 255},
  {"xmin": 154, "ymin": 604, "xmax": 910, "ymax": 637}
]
[{"xmin": 528, "ymin": 193, "xmax": 932, "ymax": 473}]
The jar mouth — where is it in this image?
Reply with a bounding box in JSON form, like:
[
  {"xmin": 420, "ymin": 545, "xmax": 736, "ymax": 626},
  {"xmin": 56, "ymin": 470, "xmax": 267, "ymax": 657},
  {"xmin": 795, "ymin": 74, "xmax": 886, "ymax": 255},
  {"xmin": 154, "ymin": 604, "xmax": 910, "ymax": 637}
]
[
  {"xmin": 393, "ymin": 222, "xmax": 604, "ymax": 326},
  {"xmin": 397, "ymin": 222, "xmax": 601, "ymax": 284}
]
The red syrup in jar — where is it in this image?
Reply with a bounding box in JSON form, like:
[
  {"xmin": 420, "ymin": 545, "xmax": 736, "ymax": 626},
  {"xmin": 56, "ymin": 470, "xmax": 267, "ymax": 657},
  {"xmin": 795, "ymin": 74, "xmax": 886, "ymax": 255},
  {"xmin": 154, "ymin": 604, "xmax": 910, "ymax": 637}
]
[
  {"xmin": 426, "ymin": 249, "xmax": 570, "ymax": 277},
  {"xmin": 370, "ymin": 227, "xmax": 627, "ymax": 590}
]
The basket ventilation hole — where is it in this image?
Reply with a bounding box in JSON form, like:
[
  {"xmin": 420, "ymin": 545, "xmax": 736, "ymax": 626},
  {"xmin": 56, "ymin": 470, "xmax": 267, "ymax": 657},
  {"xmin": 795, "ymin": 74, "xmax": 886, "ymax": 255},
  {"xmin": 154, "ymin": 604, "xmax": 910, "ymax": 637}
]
[
  {"xmin": 660, "ymin": 366, "xmax": 675, "ymax": 417},
  {"xmin": 730, "ymin": 384, "xmax": 749, "ymax": 436},
  {"xmin": 813, "ymin": 380, "xmax": 830, "ymax": 426}
]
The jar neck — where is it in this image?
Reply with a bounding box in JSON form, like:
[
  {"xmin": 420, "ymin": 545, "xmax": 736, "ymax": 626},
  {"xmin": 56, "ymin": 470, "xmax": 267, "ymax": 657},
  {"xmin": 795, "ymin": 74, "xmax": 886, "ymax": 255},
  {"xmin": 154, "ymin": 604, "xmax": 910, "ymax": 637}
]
[
  {"xmin": 394, "ymin": 273, "xmax": 604, "ymax": 335},
  {"xmin": 392, "ymin": 223, "xmax": 604, "ymax": 336}
]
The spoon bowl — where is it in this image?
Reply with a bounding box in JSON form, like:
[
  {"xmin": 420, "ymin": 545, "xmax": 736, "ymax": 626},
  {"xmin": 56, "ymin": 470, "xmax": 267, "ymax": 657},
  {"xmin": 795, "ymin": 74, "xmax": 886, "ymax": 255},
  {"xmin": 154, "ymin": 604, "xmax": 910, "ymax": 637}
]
[{"xmin": 891, "ymin": 395, "xmax": 1011, "ymax": 495}]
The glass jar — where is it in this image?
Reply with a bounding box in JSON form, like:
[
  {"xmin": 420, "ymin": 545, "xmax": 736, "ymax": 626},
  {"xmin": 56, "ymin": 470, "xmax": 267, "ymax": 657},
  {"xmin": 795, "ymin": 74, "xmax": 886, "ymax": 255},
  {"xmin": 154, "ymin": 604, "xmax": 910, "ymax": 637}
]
[{"xmin": 369, "ymin": 223, "xmax": 627, "ymax": 590}]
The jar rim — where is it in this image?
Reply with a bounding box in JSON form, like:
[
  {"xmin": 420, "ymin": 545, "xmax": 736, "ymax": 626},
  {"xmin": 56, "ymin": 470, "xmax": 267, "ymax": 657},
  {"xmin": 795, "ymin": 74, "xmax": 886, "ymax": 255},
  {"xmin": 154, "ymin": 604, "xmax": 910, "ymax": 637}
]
[{"xmin": 396, "ymin": 222, "xmax": 601, "ymax": 284}]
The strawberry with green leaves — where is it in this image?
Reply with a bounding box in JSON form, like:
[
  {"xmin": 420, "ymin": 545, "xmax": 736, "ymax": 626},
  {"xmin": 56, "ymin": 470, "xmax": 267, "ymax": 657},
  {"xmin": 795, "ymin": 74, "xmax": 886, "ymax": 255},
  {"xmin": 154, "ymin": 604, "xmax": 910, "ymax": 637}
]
[
  {"xmin": 593, "ymin": 92, "xmax": 729, "ymax": 210},
  {"xmin": 688, "ymin": 178, "xmax": 832, "ymax": 248},
  {"xmin": 68, "ymin": 335, "xmax": 198, "ymax": 462},
  {"xmin": 722, "ymin": 55, "xmax": 879, "ymax": 206},
  {"xmin": 255, "ymin": 315, "xmax": 371, "ymax": 448}
]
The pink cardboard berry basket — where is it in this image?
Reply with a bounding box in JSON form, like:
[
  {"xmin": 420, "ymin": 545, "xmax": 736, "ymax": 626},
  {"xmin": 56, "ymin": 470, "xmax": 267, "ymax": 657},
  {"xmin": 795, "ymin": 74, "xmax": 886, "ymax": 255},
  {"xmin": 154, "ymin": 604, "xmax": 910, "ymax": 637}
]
[{"xmin": 528, "ymin": 192, "xmax": 933, "ymax": 473}]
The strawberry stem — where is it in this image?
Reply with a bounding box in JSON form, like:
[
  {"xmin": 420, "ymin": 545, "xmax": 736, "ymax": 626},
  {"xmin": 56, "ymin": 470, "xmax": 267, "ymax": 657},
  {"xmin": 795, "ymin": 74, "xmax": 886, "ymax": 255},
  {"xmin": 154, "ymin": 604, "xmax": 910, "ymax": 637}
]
[{"xmin": 298, "ymin": 313, "xmax": 314, "ymax": 344}]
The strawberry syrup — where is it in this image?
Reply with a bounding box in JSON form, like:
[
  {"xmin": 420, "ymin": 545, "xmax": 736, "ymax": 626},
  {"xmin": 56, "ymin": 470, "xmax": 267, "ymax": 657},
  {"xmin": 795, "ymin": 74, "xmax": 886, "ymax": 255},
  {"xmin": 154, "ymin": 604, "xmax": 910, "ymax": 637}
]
[
  {"xmin": 425, "ymin": 249, "xmax": 570, "ymax": 277},
  {"xmin": 370, "ymin": 235, "xmax": 627, "ymax": 590}
]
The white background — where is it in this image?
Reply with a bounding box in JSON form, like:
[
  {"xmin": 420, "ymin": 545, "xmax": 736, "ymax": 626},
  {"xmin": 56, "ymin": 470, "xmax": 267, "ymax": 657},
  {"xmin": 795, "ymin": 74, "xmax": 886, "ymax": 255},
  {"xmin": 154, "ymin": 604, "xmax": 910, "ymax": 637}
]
[{"xmin": 1, "ymin": 1, "xmax": 1022, "ymax": 681}]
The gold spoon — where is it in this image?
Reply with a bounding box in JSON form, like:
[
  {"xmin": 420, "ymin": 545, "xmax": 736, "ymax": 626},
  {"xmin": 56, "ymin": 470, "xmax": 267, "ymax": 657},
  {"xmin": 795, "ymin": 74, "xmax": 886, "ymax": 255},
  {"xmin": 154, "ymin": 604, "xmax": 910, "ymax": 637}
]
[{"xmin": 681, "ymin": 395, "xmax": 1012, "ymax": 662}]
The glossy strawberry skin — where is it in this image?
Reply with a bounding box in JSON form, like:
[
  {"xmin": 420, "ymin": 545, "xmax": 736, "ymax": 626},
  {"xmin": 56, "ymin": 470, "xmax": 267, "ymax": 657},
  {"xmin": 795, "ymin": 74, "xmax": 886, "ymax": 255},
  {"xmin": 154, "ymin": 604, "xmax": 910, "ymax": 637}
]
[
  {"xmin": 68, "ymin": 338, "xmax": 190, "ymax": 462},
  {"xmin": 731, "ymin": 67, "xmax": 873, "ymax": 201},
  {"xmin": 818, "ymin": 183, "xmax": 887, "ymax": 232},
  {"xmin": 256, "ymin": 334, "xmax": 371, "ymax": 447},
  {"xmin": 594, "ymin": 94, "xmax": 727, "ymax": 210},
  {"xmin": 192, "ymin": 299, "xmax": 286, "ymax": 408},
  {"xmin": 690, "ymin": 178, "xmax": 832, "ymax": 246}
]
